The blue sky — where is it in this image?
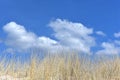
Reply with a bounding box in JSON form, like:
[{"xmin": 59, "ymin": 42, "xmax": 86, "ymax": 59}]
[{"xmin": 0, "ymin": 0, "xmax": 120, "ymax": 55}]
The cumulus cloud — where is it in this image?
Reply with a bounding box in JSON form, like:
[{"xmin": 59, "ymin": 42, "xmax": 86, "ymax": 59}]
[
  {"xmin": 3, "ymin": 22, "xmax": 37, "ymax": 50},
  {"xmin": 49, "ymin": 19, "xmax": 95, "ymax": 54},
  {"xmin": 3, "ymin": 22, "xmax": 60, "ymax": 53},
  {"xmin": 3, "ymin": 19, "xmax": 120, "ymax": 55},
  {"xmin": 96, "ymin": 42, "xmax": 120, "ymax": 55},
  {"xmin": 114, "ymin": 32, "xmax": 120, "ymax": 38},
  {"xmin": 3, "ymin": 19, "xmax": 96, "ymax": 54},
  {"xmin": 96, "ymin": 31, "xmax": 106, "ymax": 36}
]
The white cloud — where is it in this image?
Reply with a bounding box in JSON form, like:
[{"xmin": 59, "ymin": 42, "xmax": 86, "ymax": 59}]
[
  {"xmin": 96, "ymin": 42, "xmax": 120, "ymax": 55},
  {"xmin": 114, "ymin": 32, "xmax": 120, "ymax": 38},
  {"xmin": 96, "ymin": 31, "xmax": 106, "ymax": 36},
  {"xmin": 3, "ymin": 19, "xmax": 96, "ymax": 54},
  {"xmin": 3, "ymin": 22, "xmax": 37, "ymax": 50},
  {"xmin": 5, "ymin": 19, "xmax": 120, "ymax": 55},
  {"xmin": 114, "ymin": 40, "xmax": 120, "ymax": 45},
  {"xmin": 95, "ymin": 31, "xmax": 120, "ymax": 55},
  {"xmin": 49, "ymin": 19, "xmax": 95, "ymax": 54},
  {"xmin": 3, "ymin": 22, "xmax": 60, "ymax": 53}
]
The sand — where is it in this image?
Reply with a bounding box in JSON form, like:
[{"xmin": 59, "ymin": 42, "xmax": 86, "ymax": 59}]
[{"xmin": 0, "ymin": 75, "xmax": 28, "ymax": 80}]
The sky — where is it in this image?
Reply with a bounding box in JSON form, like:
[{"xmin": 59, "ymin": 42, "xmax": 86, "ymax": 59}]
[{"xmin": 0, "ymin": 0, "xmax": 120, "ymax": 55}]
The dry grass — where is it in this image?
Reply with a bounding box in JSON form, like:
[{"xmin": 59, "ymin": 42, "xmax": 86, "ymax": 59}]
[{"xmin": 0, "ymin": 53, "xmax": 120, "ymax": 80}]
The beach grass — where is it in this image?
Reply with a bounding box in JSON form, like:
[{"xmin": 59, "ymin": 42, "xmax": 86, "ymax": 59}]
[{"xmin": 0, "ymin": 53, "xmax": 120, "ymax": 80}]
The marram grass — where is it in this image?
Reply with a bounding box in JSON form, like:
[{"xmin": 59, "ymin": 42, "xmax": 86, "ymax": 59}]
[{"xmin": 0, "ymin": 53, "xmax": 120, "ymax": 80}]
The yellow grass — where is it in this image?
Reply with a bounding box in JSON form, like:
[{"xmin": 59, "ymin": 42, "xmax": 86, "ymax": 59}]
[{"xmin": 0, "ymin": 53, "xmax": 120, "ymax": 80}]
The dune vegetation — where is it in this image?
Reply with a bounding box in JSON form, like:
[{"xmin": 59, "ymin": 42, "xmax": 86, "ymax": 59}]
[{"xmin": 0, "ymin": 52, "xmax": 120, "ymax": 80}]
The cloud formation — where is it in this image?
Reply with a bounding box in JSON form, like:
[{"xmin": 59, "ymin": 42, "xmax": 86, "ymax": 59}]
[
  {"xmin": 114, "ymin": 32, "xmax": 120, "ymax": 38},
  {"xmin": 3, "ymin": 19, "xmax": 95, "ymax": 54},
  {"xmin": 114, "ymin": 40, "xmax": 120, "ymax": 45},
  {"xmin": 96, "ymin": 31, "xmax": 106, "ymax": 36},
  {"xmin": 49, "ymin": 19, "xmax": 95, "ymax": 54},
  {"xmin": 3, "ymin": 22, "xmax": 60, "ymax": 53},
  {"xmin": 96, "ymin": 42, "xmax": 120, "ymax": 55},
  {"xmin": 3, "ymin": 19, "xmax": 120, "ymax": 55}
]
